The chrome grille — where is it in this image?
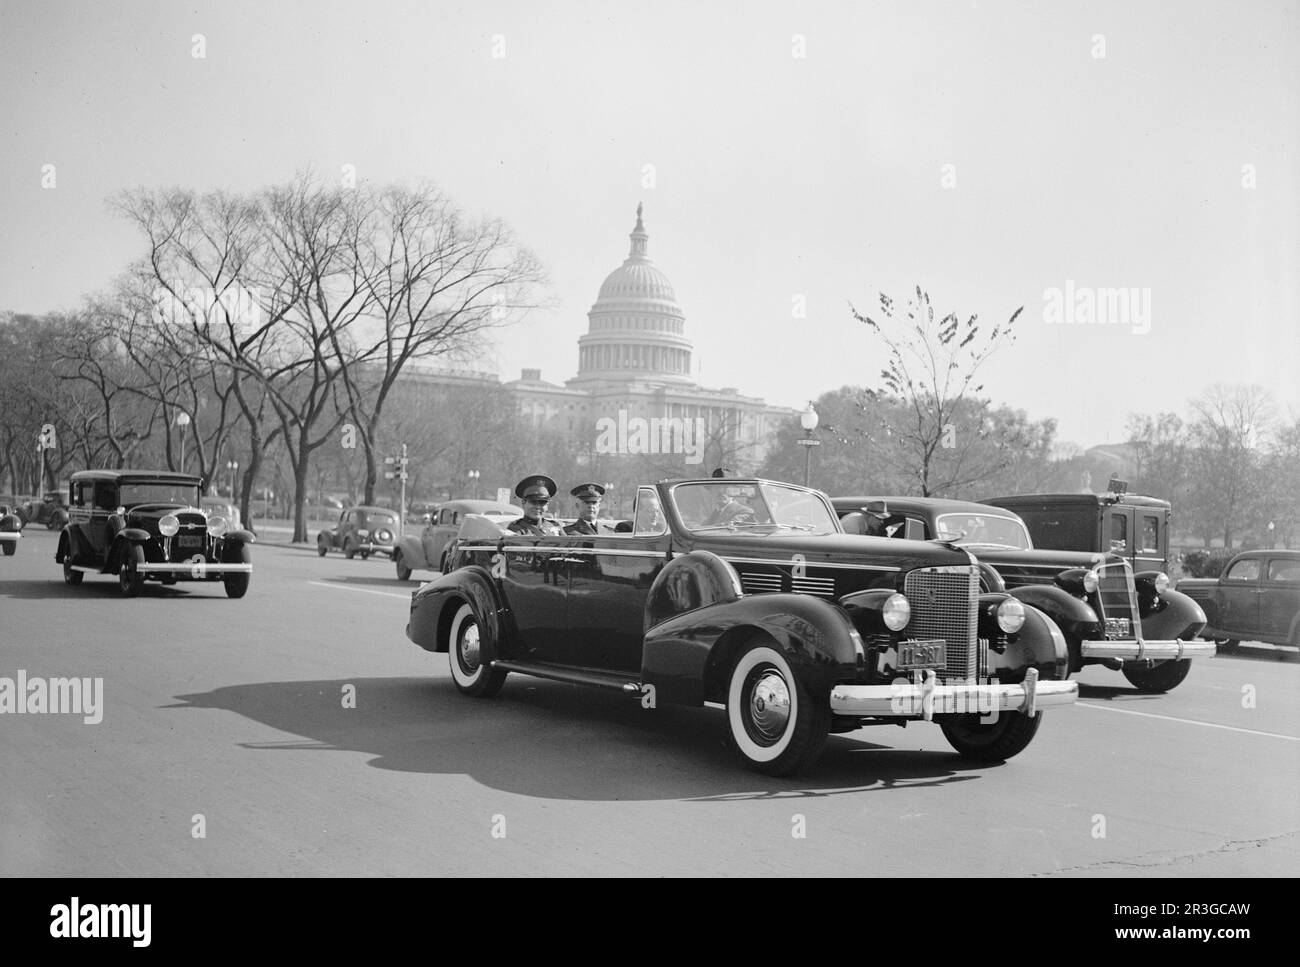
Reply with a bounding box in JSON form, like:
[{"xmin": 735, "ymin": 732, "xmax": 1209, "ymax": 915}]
[
  {"xmin": 1095, "ymin": 561, "xmax": 1140, "ymax": 636},
  {"xmin": 904, "ymin": 565, "xmax": 979, "ymax": 681}
]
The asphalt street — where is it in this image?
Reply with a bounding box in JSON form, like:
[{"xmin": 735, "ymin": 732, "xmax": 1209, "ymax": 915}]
[{"xmin": 2, "ymin": 526, "xmax": 1297, "ymax": 876}]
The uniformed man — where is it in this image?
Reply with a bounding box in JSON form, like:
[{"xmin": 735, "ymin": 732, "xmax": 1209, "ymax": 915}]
[
  {"xmin": 507, "ymin": 474, "xmax": 561, "ymax": 536},
  {"xmin": 563, "ymin": 483, "xmax": 606, "ymax": 535},
  {"xmin": 703, "ymin": 481, "xmax": 755, "ymax": 526}
]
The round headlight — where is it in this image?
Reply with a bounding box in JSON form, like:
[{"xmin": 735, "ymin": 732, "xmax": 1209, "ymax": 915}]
[
  {"xmin": 1153, "ymin": 572, "xmax": 1169, "ymax": 593},
  {"xmin": 377, "ymin": 529, "xmax": 392, "ymax": 542},
  {"xmin": 207, "ymin": 516, "xmax": 229, "ymax": 537},
  {"xmin": 883, "ymin": 592, "xmax": 911, "ymax": 632},
  {"xmin": 1082, "ymin": 569, "xmax": 1100, "ymax": 594},
  {"xmin": 997, "ymin": 598, "xmax": 1026, "ymax": 634},
  {"xmin": 159, "ymin": 515, "xmax": 179, "ymax": 537}
]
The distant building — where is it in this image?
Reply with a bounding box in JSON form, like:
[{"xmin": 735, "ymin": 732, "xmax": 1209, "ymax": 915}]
[{"xmin": 410, "ymin": 205, "xmax": 795, "ymax": 470}]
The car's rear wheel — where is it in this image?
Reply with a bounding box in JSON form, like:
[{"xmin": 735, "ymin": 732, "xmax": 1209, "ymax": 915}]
[
  {"xmin": 395, "ymin": 551, "xmax": 412, "ymax": 582},
  {"xmin": 1121, "ymin": 658, "xmax": 1192, "ymax": 693},
  {"xmin": 316, "ymin": 536, "xmax": 329, "ymax": 557},
  {"xmin": 62, "ymin": 554, "xmax": 82, "ymax": 585},
  {"xmin": 725, "ymin": 641, "xmax": 830, "ymax": 776},
  {"xmin": 447, "ymin": 602, "xmax": 506, "ymax": 698},
  {"xmin": 343, "ymin": 539, "xmax": 356, "ymax": 560},
  {"xmin": 118, "ymin": 545, "xmax": 144, "ymax": 597},
  {"xmin": 1, "ymin": 540, "xmax": 14, "ymax": 556},
  {"xmin": 940, "ymin": 710, "xmax": 1042, "ymax": 761},
  {"xmin": 223, "ymin": 544, "xmax": 251, "ymax": 599}
]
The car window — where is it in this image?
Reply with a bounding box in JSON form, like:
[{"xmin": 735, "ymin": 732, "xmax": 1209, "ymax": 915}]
[
  {"xmin": 1109, "ymin": 513, "xmax": 1128, "ymax": 551},
  {"xmin": 1140, "ymin": 516, "xmax": 1160, "ymax": 553},
  {"xmin": 935, "ymin": 513, "xmax": 1031, "ymax": 549},
  {"xmin": 1267, "ymin": 560, "xmax": 1300, "ymax": 583},
  {"xmin": 1224, "ymin": 558, "xmax": 1261, "ymax": 582},
  {"xmin": 94, "ymin": 483, "xmax": 117, "ymax": 511},
  {"xmin": 632, "ymin": 487, "xmax": 667, "ymax": 536}
]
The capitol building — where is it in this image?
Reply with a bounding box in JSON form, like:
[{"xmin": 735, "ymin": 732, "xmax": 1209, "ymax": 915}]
[{"xmin": 414, "ymin": 205, "xmax": 796, "ymax": 471}]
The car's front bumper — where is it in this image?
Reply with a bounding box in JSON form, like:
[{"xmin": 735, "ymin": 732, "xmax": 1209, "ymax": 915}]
[
  {"xmin": 1081, "ymin": 639, "xmax": 1216, "ymax": 660},
  {"xmin": 829, "ymin": 668, "xmax": 1078, "ymax": 721},
  {"xmin": 0, "ymin": 532, "xmax": 20, "ymax": 542},
  {"xmin": 354, "ymin": 542, "xmax": 395, "ymax": 557},
  {"xmin": 136, "ymin": 563, "xmax": 252, "ymax": 575}
]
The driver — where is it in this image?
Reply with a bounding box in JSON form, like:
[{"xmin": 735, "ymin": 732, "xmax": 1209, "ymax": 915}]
[
  {"xmin": 703, "ymin": 483, "xmax": 755, "ymax": 526},
  {"xmin": 507, "ymin": 474, "xmax": 562, "ymax": 536}
]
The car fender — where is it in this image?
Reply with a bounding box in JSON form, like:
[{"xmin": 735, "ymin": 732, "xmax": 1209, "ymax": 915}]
[
  {"xmin": 224, "ymin": 528, "xmax": 256, "ymax": 545},
  {"xmin": 406, "ymin": 565, "xmax": 505, "ymax": 658},
  {"xmin": 117, "ymin": 528, "xmax": 151, "ymax": 543},
  {"xmin": 643, "ymin": 589, "xmax": 863, "ymax": 707},
  {"xmin": 317, "ymin": 529, "xmax": 334, "ymax": 546},
  {"xmin": 1139, "ymin": 587, "xmax": 1207, "ymax": 641},
  {"xmin": 1007, "ymin": 584, "xmax": 1099, "ymax": 636},
  {"xmin": 395, "ymin": 534, "xmax": 427, "ymax": 569},
  {"xmin": 985, "ymin": 602, "xmax": 1070, "ymax": 683}
]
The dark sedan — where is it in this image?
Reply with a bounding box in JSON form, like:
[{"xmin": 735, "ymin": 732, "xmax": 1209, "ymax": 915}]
[{"xmin": 1178, "ymin": 550, "xmax": 1300, "ymax": 648}]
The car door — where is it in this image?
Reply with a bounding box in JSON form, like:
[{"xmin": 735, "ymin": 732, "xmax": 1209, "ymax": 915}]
[
  {"xmin": 563, "ymin": 488, "xmax": 671, "ymax": 673},
  {"xmin": 495, "ymin": 532, "xmax": 572, "ymax": 661},
  {"xmin": 1261, "ymin": 558, "xmax": 1300, "ymax": 643},
  {"xmin": 1218, "ymin": 557, "xmax": 1262, "ymax": 636},
  {"xmin": 1106, "ymin": 507, "xmax": 1135, "ymax": 561},
  {"xmin": 1135, "ymin": 511, "xmax": 1165, "ymax": 572}
]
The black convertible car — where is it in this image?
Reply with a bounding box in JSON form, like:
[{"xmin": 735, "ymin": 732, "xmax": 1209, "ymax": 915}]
[{"xmin": 408, "ymin": 477, "xmax": 1077, "ymax": 776}]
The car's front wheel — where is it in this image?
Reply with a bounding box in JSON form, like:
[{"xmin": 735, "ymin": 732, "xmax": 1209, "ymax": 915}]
[
  {"xmin": 343, "ymin": 539, "xmax": 356, "ymax": 560},
  {"xmin": 394, "ymin": 551, "xmax": 412, "ymax": 581},
  {"xmin": 1, "ymin": 540, "xmax": 14, "ymax": 557},
  {"xmin": 223, "ymin": 545, "xmax": 251, "ymax": 599},
  {"xmin": 316, "ymin": 535, "xmax": 329, "ymax": 557},
  {"xmin": 726, "ymin": 641, "xmax": 830, "ymax": 776},
  {"xmin": 447, "ymin": 602, "xmax": 507, "ymax": 698},
  {"xmin": 62, "ymin": 554, "xmax": 82, "ymax": 585},
  {"xmin": 118, "ymin": 544, "xmax": 144, "ymax": 597},
  {"xmin": 939, "ymin": 710, "xmax": 1042, "ymax": 761},
  {"xmin": 1121, "ymin": 658, "xmax": 1192, "ymax": 693}
]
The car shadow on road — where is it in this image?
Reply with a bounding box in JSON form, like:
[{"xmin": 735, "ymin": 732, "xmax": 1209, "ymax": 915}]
[
  {"xmin": 1075, "ymin": 683, "xmax": 1164, "ymax": 701},
  {"xmin": 311, "ymin": 575, "xmax": 411, "ymax": 590},
  {"xmin": 165, "ymin": 676, "xmax": 997, "ymax": 801},
  {"xmin": 0, "ymin": 577, "xmax": 224, "ymax": 600}
]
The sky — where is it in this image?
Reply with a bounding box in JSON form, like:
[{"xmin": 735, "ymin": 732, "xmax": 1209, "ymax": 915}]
[{"xmin": 2, "ymin": 0, "xmax": 1296, "ymax": 449}]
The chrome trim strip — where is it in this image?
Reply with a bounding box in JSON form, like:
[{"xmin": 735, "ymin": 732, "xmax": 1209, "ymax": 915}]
[
  {"xmin": 136, "ymin": 563, "xmax": 253, "ymax": 573},
  {"xmin": 723, "ymin": 556, "xmax": 900, "ymax": 572},
  {"xmin": 829, "ymin": 668, "xmax": 1078, "ymax": 720},
  {"xmin": 1081, "ymin": 639, "xmax": 1216, "ymax": 660}
]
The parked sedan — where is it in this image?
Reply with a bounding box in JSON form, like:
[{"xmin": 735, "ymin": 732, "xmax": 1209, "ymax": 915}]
[
  {"xmin": 832, "ymin": 496, "xmax": 1211, "ymax": 692},
  {"xmin": 408, "ymin": 477, "xmax": 1078, "ymax": 776},
  {"xmin": 392, "ymin": 499, "xmax": 517, "ymax": 581},
  {"xmin": 1178, "ymin": 549, "xmax": 1300, "ymax": 648},
  {"xmin": 0, "ymin": 499, "xmax": 23, "ymax": 556},
  {"xmin": 317, "ymin": 506, "xmax": 401, "ymax": 560}
]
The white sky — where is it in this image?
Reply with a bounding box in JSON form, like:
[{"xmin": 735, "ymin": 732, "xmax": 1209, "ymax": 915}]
[{"xmin": 2, "ymin": 0, "xmax": 1296, "ymax": 448}]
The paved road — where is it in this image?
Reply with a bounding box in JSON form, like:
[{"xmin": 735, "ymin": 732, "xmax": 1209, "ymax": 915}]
[{"xmin": 2, "ymin": 528, "xmax": 1297, "ymax": 876}]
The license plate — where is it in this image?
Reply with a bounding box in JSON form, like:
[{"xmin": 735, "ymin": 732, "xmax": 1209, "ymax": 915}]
[
  {"xmin": 1105, "ymin": 617, "xmax": 1131, "ymax": 639},
  {"xmin": 179, "ymin": 535, "xmax": 204, "ymax": 548},
  {"xmin": 898, "ymin": 639, "xmax": 946, "ymax": 670}
]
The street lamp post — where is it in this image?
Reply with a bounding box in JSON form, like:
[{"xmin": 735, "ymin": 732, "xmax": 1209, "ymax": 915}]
[
  {"xmin": 797, "ymin": 402, "xmax": 821, "ymax": 487},
  {"xmin": 175, "ymin": 411, "xmax": 191, "ymax": 474},
  {"xmin": 467, "ymin": 469, "xmax": 480, "ymax": 499}
]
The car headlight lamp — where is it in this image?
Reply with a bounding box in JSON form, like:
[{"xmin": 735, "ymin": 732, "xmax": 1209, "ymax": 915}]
[
  {"xmin": 159, "ymin": 515, "xmax": 180, "ymax": 537},
  {"xmin": 882, "ymin": 593, "xmax": 911, "ymax": 631},
  {"xmin": 207, "ymin": 516, "xmax": 229, "ymax": 537},
  {"xmin": 996, "ymin": 598, "xmax": 1026, "ymax": 634}
]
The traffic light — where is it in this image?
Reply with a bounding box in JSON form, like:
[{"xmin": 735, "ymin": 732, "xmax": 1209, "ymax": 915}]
[{"xmin": 384, "ymin": 454, "xmax": 408, "ymax": 481}]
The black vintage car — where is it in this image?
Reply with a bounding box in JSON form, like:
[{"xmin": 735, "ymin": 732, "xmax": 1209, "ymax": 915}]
[
  {"xmin": 832, "ymin": 496, "xmax": 1211, "ymax": 692},
  {"xmin": 316, "ymin": 505, "xmax": 401, "ymax": 560},
  {"xmin": 0, "ymin": 499, "xmax": 23, "ymax": 556},
  {"xmin": 1178, "ymin": 549, "xmax": 1300, "ymax": 648},
  {"xmin": 408, "ymin": 477, "xmax": 1078, "ymax": 776},
  {"xmin": 56, "ymin": 470, "xmax": 254, "ymax": 598}
]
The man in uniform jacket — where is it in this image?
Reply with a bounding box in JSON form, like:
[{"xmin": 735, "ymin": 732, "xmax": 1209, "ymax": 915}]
[
  {"xmin": 507, "ymin": 474, "xmax": 562, "ymax": 536},
  {"xmin": 563, "ymin": 483, "xmax": 606, "ymax": 536}
]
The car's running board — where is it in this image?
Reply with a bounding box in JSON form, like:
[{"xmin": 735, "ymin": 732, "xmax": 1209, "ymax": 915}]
[{"xmin": 490, "ymin": 660, "xmax": 642, "ymax": 694}]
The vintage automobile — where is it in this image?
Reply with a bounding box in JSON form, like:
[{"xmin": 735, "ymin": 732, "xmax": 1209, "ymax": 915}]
[
  {"xmin": 408, "ymin": 477, "xmax": 1078, "ymax": 776},
  {"xmin": 1177, "ymin": 549, "xmax": 1300, "ymax": 649},
  {"xmin": 832, "ymin": 496, "xmax": 1211, "ymax": 692},
  {"xmin": 55, "ymin": 470, "xmax": 254, "ymax": 597},
  {"xmin": 0, "ymin": 500, "xmax": 23, "ymax": 556},
  {"xmin": 19, "ymin": 491, "xmax": 70, "ymax": 530},
  {"xmin": 984, "ymin": 481, "xmax": 1172, "ymax": 573},
  {"xmin": 317, "ymin": 505, "xmax": 401, "ymax": 560},
  {"xmin": 392, "ymin": 499, "xmax": 517, "ymax": 581},
  {"xmin": 200, "ymin": 496, "xmax": 242, "ymax": 531}
]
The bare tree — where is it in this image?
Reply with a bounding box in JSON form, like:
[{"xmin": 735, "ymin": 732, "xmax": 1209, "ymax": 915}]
[{"xmin": 850, "ymin": 286, "xmax": 1023, "ymax": 496}]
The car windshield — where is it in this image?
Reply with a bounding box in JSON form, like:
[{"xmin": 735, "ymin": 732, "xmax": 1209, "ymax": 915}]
[
  {"xmin": 118, "ymin": 482, "xmax": 202, "ymax": 508},
  {"xmin": 672, "ymin": 481, "xmax": 839, "ymax": 535},
  {"xmin": 359, "ymin": 511, "xmax": 398, "ymax": 527},
  {"xmin": 935, "ymin": 513, "xmax": 1032, "ymax": 550}
]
